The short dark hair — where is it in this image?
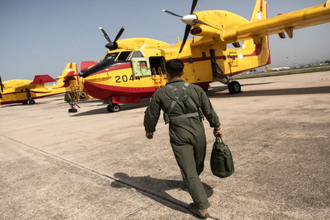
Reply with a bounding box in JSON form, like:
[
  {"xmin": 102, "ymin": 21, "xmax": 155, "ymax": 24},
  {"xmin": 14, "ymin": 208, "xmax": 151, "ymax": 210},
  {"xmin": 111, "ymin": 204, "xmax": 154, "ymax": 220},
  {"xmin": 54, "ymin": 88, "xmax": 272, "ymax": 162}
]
[{"xmin": 165, "ymin": 59, "xmax": 184, "ymax": 77}]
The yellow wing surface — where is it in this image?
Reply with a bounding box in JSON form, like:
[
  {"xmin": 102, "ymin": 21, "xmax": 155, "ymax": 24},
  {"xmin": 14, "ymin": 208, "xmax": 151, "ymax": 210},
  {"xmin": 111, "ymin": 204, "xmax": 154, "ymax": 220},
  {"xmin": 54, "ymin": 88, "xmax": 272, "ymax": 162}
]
[{"xmin": 220, "ymin": 0, "xmax": 330, "ymax": 43}]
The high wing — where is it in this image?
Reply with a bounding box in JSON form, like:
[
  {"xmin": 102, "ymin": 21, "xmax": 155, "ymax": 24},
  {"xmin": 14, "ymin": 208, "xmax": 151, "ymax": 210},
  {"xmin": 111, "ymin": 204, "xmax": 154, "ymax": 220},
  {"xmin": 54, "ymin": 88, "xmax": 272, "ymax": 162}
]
[
  {"xmin": 14, "ymin": 75, "xmax": 56, "ymax": 92},
  {"xmin": 220, "ymin": 0, "xmax": 330, "ymax": 44},
  {"xmin": 116, "ymin": 38, "xmax": 170, "ymax": 50}
]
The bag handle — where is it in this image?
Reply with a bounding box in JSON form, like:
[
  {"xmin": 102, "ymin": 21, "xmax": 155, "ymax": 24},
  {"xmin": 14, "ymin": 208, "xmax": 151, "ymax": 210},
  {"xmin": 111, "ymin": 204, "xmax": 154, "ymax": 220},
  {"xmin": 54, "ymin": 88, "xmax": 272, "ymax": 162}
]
[
  {"xmin": 216, "ymin": 135, "xmax": 224, "ymax": 143},
  {"xmin": 215, "ymin": 135, "xmax": 227, "ymax": 157}
]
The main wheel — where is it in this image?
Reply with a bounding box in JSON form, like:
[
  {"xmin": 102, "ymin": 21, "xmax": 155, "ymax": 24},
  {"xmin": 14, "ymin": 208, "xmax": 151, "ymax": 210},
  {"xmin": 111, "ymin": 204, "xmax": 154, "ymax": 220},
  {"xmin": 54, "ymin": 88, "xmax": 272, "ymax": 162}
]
[
  {"xmin": 29, "ymin": 99, "xmax": 36, "ymax": 104},
  {"xmin": 111, "ymin": 104, "xmax": 121, "ymax": 112},
  {"xmin": 228, "ymin": 81, "xmax": 241, "ymax": 94}
]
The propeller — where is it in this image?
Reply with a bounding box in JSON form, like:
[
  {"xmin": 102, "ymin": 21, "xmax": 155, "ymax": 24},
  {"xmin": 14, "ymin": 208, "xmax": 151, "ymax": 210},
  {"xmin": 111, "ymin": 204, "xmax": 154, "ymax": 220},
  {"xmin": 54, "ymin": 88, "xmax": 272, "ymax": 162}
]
[
  {"xmin": 99, "ymin": 27, "xmax": 125, "ymax": 50},
  {"xmin": 0, "ymin": 76, "xmax": 4, "ymax": 92},
  {"xmin": 163, "ymin": 0, "xmax": 220, "ymax": 53}
]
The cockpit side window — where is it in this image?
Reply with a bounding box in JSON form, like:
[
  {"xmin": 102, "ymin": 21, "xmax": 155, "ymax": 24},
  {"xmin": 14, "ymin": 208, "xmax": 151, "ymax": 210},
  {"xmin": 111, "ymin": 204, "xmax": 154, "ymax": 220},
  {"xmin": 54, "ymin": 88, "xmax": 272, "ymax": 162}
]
[
  {"xmin": 131, "ymin": 51, "xmax": 144, "ymax": 58},
  {"xmin": 117, "ymin": 51, "xmax": 132, "ymax": 61},
  {"xmin": 104, "ymin": 52, "xmax": 119, "ymax": 61}
]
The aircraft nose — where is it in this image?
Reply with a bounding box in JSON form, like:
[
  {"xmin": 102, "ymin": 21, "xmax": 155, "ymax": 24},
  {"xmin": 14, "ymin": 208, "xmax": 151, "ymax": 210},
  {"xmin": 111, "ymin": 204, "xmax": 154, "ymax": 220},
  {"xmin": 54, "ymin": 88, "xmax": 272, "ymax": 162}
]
[{"xmin": 181, "ymin": 14, "xmax": 197, "ymax": 26}]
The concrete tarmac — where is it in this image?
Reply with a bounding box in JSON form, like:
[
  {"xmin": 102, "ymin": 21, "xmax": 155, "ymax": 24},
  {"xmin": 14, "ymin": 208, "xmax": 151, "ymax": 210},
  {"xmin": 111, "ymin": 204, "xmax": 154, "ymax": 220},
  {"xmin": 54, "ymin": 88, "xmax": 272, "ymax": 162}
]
[{"xmin": 0, "ymin": 71, "xmax": 329, "ymax": 220}]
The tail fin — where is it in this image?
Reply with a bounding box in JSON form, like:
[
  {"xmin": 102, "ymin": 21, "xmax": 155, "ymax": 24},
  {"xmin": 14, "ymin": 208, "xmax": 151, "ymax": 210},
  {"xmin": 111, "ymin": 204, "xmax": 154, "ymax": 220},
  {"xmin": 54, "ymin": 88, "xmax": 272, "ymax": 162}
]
[
  {"xmin": 244, "ymin": 0, "xmax": 269, "ymax": 49},
  {"xmin": 250, "ymin": 0, "xmax": 267, "ymax": 23},
  {"xmin": 55, "ymin": 63, "xmax": 79, "ymax": 88},
  {"xmin": 243, "ymin": 0, "xmax": 271, "ymax": 66}
]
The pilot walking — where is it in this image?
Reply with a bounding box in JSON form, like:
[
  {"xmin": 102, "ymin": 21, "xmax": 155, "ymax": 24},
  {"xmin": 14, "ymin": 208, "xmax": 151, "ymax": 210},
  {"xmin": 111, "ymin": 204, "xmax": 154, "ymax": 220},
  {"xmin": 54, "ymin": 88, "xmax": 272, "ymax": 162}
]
[{"xmin": 144, "ymin": 59, "xmax": 223, "ymax": 219}]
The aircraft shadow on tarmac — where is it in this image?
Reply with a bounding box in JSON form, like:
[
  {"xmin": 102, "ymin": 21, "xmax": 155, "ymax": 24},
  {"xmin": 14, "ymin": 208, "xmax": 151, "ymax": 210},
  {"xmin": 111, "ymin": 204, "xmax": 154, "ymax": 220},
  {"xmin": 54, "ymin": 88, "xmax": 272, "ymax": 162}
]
[
  {"xmin": 68, "ymin": 83, "xmax": 330, "ymax": 116},
  {"xmin": 71, "ymin": 83, "xmax": 272, "ymax": 116},
  {"xmin": 70, "ymin": 99, "xmax": 150, "ymax": 117},
  {"xmin": 207, "ymin": 85, "xmax": 330, "ymax": 98},
  {"xmin": 206, "ymin": 82, "xmax": 273, "ymax": 96},
  {"xmin": 110, "ymin": 172, "xmax": 213, "ymax": 216}
]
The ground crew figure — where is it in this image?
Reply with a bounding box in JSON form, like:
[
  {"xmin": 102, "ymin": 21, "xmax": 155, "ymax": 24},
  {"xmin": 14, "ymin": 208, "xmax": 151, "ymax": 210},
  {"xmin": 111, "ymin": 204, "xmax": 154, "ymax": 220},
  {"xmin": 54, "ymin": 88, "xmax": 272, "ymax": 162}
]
[{"xmin": 144, "ymin": 59, "xmax": 223, "ymax": 219}]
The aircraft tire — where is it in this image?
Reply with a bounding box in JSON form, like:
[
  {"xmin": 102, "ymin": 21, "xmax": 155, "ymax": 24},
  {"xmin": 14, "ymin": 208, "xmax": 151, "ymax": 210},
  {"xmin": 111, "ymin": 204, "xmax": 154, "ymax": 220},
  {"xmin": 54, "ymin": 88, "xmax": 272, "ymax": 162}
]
[
  {"xmin": 111, "ymin": 104, "xmax": 121, "ymax": 112},
  {"xmin": 68, "ymin": 109, "xmax": 78, "ymax": 113},
  {"xmin": 29, "ymin": 100, "xmax": 36, "ymax": 104},
  {"xmin": 228, "ymin": 81, "xmax": 241, "ymax": 94}
]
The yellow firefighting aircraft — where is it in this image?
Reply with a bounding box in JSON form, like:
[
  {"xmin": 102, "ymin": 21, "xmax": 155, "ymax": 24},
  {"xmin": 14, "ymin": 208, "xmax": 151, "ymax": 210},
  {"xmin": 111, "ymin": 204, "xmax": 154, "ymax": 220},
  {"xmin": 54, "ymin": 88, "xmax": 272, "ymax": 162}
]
[
  {"xmin": 0, "ymin": 63, "xmax": 80, "ymax": 106},
  {"xmin": 265, "ymin": 66, "xmax": 290, "ymax": 71},
  {"xmin": 79, "ymin": 0, "xmax": 330, "ymax": 112}
]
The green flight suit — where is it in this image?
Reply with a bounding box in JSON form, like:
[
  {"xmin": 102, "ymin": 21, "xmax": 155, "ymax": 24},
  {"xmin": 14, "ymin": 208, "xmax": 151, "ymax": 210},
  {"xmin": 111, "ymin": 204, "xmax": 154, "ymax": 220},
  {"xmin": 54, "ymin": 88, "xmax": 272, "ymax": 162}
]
[{"xmin": 144, "ymin": 79, "xmax": 220, "ymax": 210}]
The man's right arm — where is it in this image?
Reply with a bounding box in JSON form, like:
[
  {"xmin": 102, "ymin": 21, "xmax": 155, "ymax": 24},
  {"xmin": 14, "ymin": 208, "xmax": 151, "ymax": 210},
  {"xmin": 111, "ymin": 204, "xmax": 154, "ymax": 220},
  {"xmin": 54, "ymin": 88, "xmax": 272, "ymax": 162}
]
[
  {"xmin": 199, "ymin": 89, "xmax": 221, "ymax": 128},
  {"xmin": 143, "ymin": 92, "xmax": 161, "ymax": 134}
]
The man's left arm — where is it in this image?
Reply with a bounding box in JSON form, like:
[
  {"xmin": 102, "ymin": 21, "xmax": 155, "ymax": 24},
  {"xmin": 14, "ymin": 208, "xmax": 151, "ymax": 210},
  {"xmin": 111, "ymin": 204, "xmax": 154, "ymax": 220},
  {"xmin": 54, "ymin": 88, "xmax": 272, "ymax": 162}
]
[{"xmin": 144, "ymin": 92, "xmax": 161, "ymax": 139}]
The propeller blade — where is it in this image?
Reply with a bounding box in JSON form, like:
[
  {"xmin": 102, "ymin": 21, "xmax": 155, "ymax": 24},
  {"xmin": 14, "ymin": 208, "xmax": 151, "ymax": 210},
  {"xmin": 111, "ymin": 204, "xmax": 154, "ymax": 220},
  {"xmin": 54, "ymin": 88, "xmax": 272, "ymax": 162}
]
[
  {"xmin": 114, "ymin": 27, "xmax": 125, "ymax": 43},
  {"xmin": 162, "ymin": 9, "xmax": 182, "ymax": 18},
  {"xmin": 190, "ymin": 0, "xmax": 198, "ymax": 14},
  {"xmin": 0, "ymin": 76, "xmax": 3, "ymax": 92},
  {"xmin": 179, "ymin": 25, "xmax": 192, "ymax": 53},
  {"xmin": 193, "ymin": 19, "xmax": 221, "ymax": 30},
  {"xmin": 99, "ymin": 27, "xmax": 112, "ymax": 43}
]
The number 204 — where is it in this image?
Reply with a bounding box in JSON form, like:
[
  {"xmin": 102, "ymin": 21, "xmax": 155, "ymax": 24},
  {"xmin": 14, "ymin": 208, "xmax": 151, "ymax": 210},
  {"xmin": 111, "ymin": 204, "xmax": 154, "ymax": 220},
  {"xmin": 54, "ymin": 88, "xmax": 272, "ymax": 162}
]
[{"xmin": 115, "ymin": 75, "xmax": 139, "ymax": 83}]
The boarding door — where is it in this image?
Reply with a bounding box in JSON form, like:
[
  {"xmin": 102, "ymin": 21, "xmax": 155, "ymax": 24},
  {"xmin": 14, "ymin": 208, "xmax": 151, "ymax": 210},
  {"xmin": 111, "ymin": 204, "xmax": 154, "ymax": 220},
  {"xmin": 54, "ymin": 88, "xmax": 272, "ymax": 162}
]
[{"xmin": 149, "ymin": 56, "xmax": 166, "ymax": 90}]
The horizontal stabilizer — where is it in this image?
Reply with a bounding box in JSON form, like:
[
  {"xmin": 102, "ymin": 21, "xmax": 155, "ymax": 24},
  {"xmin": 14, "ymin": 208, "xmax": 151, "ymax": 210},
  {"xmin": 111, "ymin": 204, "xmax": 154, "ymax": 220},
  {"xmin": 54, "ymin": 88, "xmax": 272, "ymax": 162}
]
[{"xmin": 31, "ymin": 75, "xmax": 56, "ymax": 85}]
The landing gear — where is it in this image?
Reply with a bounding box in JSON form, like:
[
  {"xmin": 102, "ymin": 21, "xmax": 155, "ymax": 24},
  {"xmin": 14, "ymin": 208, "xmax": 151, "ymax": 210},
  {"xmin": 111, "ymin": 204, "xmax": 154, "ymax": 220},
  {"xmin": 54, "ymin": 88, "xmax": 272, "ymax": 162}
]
[
  {"xmin": 210, "ymin": 57, "xmax": 242, "ymax": 95},
  {"xmin": 228, "ymin": 81, "xmax": 242, "ymax": 94},
  {"xmin": 25, "ymin": 89, "xmax": 36, "ymax": 104},
  {"xmin": 107, "ymin": 104, "xmax": 121, "ymax": 112},
  {"xmin": 68, "ymin": 100, "xmax": 79, "ymax": 113},
  {"xmin": 106, "ymin": 96, "xmax": 121, "ymax": 113}
]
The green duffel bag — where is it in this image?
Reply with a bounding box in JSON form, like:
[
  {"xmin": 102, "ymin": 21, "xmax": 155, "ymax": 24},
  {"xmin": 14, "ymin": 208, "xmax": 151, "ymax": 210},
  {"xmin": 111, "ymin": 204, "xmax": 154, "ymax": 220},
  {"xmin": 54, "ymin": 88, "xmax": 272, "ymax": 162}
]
[{"xmin": 210, "ymin": 136, "xmax": 234, "ymax": 178}]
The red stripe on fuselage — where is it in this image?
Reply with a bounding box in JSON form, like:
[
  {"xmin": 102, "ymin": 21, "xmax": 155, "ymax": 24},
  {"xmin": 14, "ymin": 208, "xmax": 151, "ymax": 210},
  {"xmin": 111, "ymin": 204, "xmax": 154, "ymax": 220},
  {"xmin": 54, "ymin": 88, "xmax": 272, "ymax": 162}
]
[{"xmin": 84, "ymin": 82, "xmax": 156, "ymax": 101}]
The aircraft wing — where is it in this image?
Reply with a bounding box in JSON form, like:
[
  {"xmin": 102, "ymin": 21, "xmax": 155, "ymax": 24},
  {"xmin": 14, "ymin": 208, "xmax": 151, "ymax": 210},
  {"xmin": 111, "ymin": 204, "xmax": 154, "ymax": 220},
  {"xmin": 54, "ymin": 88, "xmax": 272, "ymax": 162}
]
[
  {"xmin": 221, "ymin": 2, "xmax": 330, "ymax": 43},
  {"xmin": 30, "ymin": 87, "xmax": 54, "ymax": 93}
]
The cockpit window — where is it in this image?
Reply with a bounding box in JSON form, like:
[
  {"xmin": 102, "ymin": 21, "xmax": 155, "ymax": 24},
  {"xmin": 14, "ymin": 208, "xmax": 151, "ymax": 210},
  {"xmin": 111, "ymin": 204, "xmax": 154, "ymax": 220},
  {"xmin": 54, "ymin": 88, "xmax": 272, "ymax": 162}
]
[
  {"xmin": 131, "ymin": 51, "xmax": 144, "ymax": 58},
  {"xmin": 117, "ymin": 51, "xmax": 132, "ymax": 61},
  {"xmin": 104, "ymin": 52, "xmax": 119, "ymax": 61}
]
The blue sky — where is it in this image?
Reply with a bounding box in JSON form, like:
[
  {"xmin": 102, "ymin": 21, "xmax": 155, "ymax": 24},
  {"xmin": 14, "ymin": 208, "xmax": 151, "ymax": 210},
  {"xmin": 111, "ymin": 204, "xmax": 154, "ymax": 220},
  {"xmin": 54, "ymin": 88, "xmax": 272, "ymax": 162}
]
[{"xmin": 1, "ymin": 0, "xmax": 329, "ymax": 81}]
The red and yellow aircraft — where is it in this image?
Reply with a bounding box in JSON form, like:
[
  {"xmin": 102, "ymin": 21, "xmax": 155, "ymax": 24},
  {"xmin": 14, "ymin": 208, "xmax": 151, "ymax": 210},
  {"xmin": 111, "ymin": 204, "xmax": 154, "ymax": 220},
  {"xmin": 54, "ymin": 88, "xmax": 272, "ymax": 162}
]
[
  {"xmin": 0, "ymin": 63, "xmax": 79, "ymax": 106},
  {"xmin": 79, "ymin": 0, "xmax": 330, "ymax": 112}
]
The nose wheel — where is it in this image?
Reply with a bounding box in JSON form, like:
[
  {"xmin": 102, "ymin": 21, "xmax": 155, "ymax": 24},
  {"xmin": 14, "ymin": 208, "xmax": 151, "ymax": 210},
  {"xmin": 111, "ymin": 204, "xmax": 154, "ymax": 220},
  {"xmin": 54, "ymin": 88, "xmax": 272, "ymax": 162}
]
[
  {"xmin": 68, "ymin": 100, "xmax": 79, "ymax": 113},
  {"xmin": 107, "ymin": 104, "xmax": 121, "ymax": 112}
]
